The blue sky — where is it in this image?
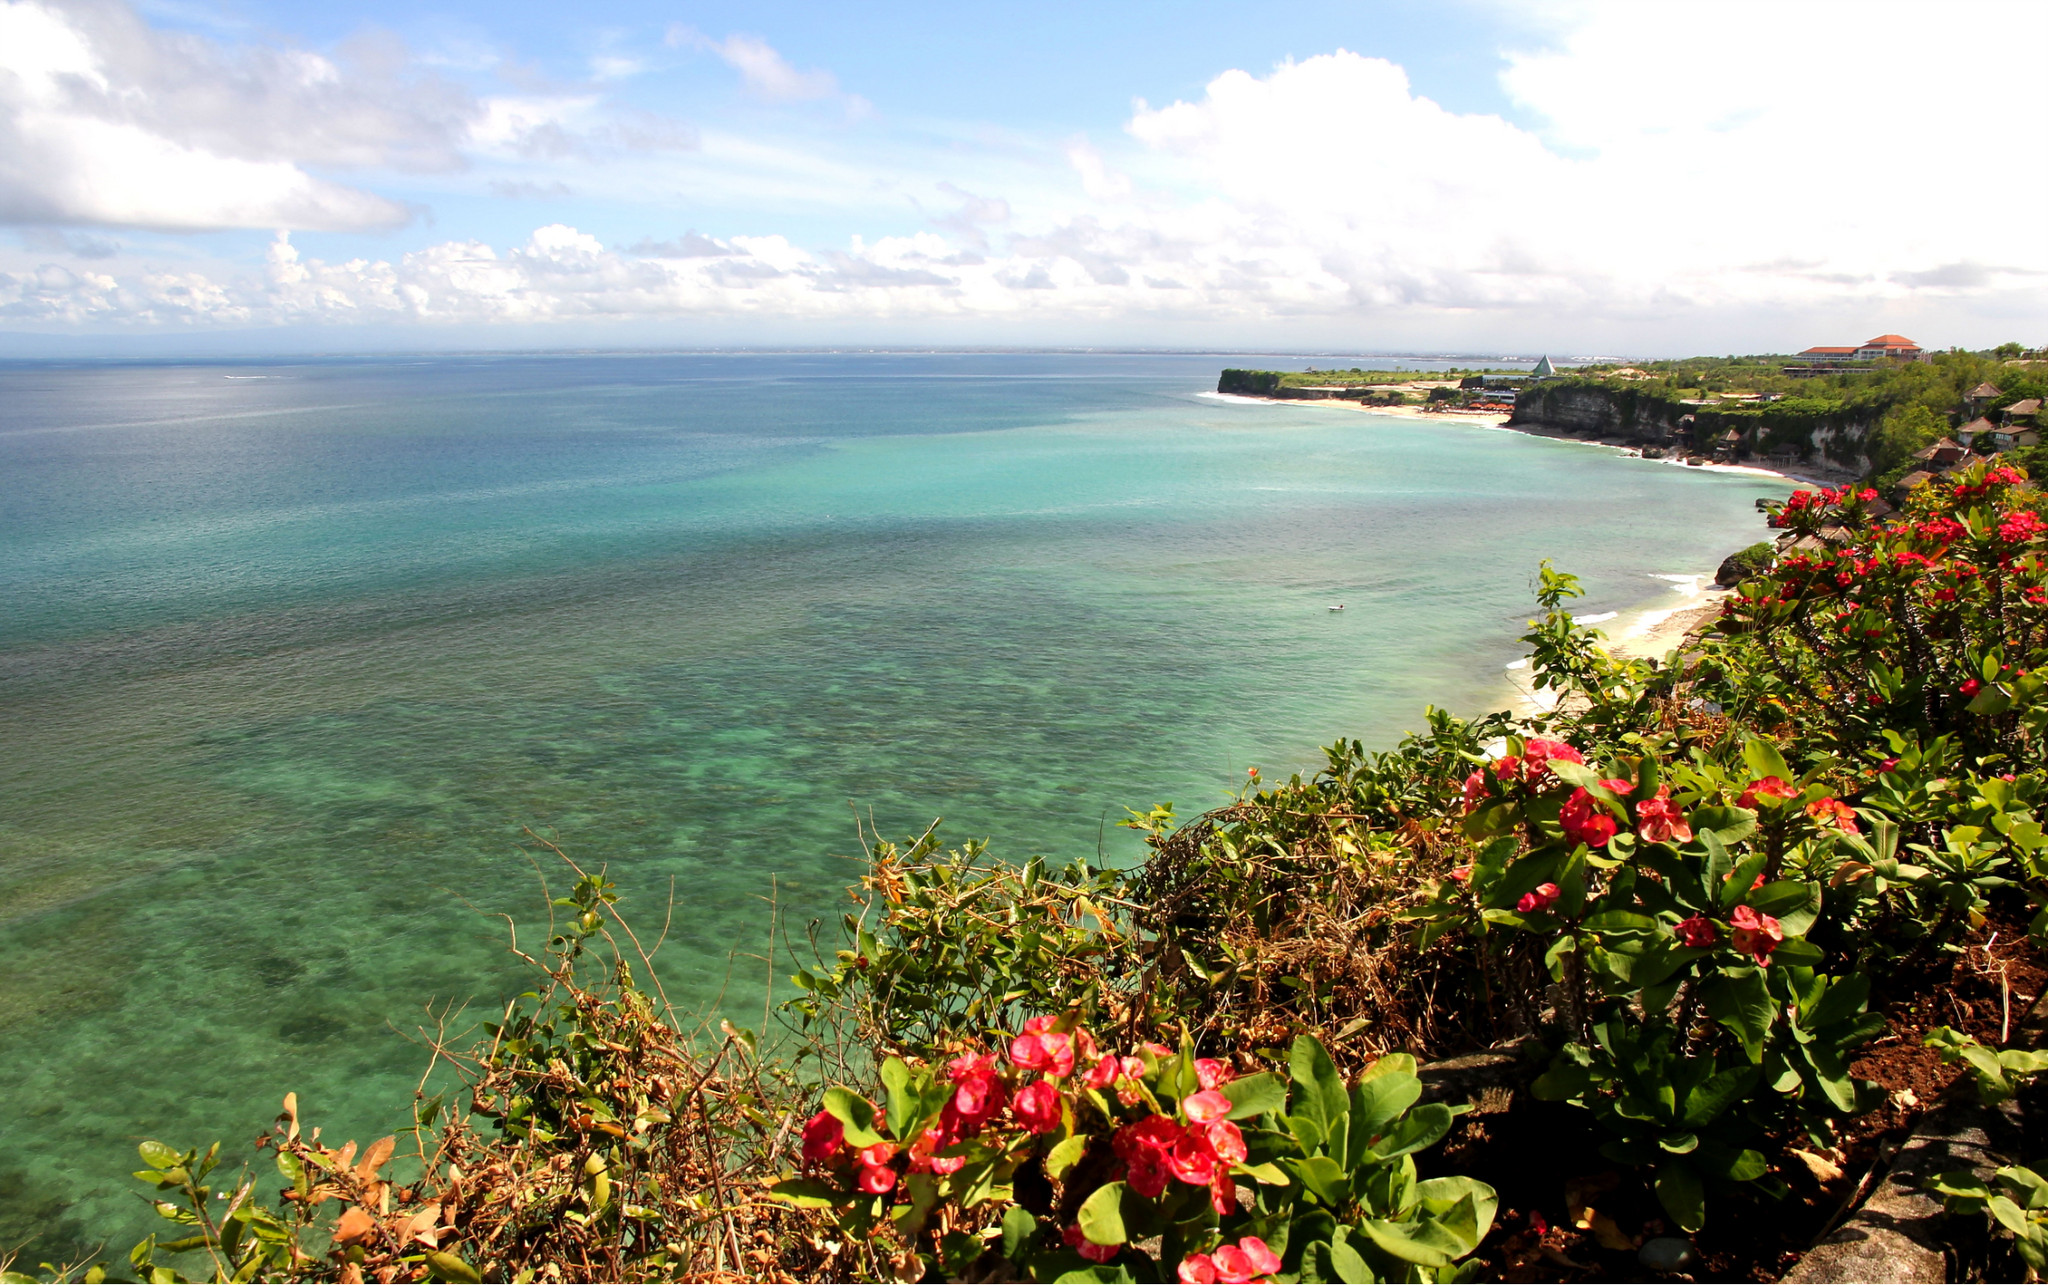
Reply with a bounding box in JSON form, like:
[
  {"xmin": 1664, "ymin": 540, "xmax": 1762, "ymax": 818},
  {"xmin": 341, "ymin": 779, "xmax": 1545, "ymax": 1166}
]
[{"xmin": 2, "ymin": 0, "xmax": 2043, "ymax": 353}]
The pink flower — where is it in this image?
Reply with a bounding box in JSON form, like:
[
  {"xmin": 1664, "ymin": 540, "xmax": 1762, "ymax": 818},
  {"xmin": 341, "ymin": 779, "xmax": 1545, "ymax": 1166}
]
[
  {"xmin": 1730, "ymin": 904, "xmax": 1784, "ymax": 966},
  {"xmin": 1010, "ymin": 1029, "xmax": 1076, "ymax": 1077},
  {"xmin": 1877, "ymin": 758, "xmax": 1900, "ymax": 774},
  {"xmin": 1806, "ymin": 797, "xmax": 1860, "ymax": 833},
  {"xmin": 1179, "ymin": 1254, "xmax": 1220, "ymax": 1283},
  {"xmin": 946, "ymin": 1052, "xmax": 1007, "ymax": 1133},
  {"xmin": 1195, "ymin": 1058, "xmax": 1236, "ymax": 1090},
  {"xmin": 858, "ymin": 1140, "xmax": 898, "ymax": 1168},
  {"xmin": 1461, "ymin": 769, "xmax": 1489, "ymax": 814},
  {"xmin": 1014, "ymin": 1079, "xmax": 1063, "ymax": 1134},
  {"xmin": 1635, "ymin": 787, "xmax": 1693, "ymax": 844},
  {"xmin": 1210, "ymin": 1168, "xmax": 1237, "ymax": 1216},
  {"xmin": 1449, "ymin": 865, "xmax": 1471, "ymax": 883},
  {"xmin": 857, "ymin": 1163, "xmax": 896, "ymax": 1193},
  {"xmin": 801, "ymin": 1109, "xmax": 843, "ymax": 1164},
  {"xmin": 1183, "ymin": 1090, "xmax": 1232, "ymax": 1124},
  {"xmin": 1204, "ymin": 1120, "xmax": 1247, "ymax": 1166},
  {"xmin": 1209, "ymin": 1237, "xmax": 1282, "ymax": 1283},
  {"xmin": 1738, "ymin": 775, "xmax": 1799, "ymax": 809},
  {"xmin": 1167, "ymin": 1132, "xmax": 1216, "ymax": 1185},
  {"xmin": 1523, "ymin": 740, "xmax": 1584, "ymax": 782},
  {"xmin": 1238, "ymin": 1238, "xmax": 1282, "ymax": 1276},
  {"xmin": 1559, "ymin": 788, "xmax": 1618, "ymax": 848},
  {"xmin": 1673, "ymin": 914, "xmax": 1717, "ymax": 947},
  {"xmin": 906, "ymin": 1126, "xmax": 965, "ymax": 1176},
  {"xmin": 1517, "ymin": 882, "xmax": 1562, "ymax": 914},
  {"xmin": 1063, "ymin": 1224, "xmax": 1119, "ymax": 1264},
  {"xmin": 1084, "ymin": 1055, "xmax": 1120, "ymax": 1091},
  {"xmin": 1114, "ymin": 1115, "xmax": 1184, "ymax": 1198}
]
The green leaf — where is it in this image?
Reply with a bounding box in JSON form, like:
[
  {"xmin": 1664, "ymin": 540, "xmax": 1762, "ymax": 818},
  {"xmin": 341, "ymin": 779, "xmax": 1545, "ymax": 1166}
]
[
  {"xmin": 1052, "ymin": 1267, "xmax": 1136, "ymax": 1284},
  {"xmin": 424, "ymin": 1252, "xmax": 483, "ymax": 1284},
  {"xmin": 1292, "ymin": 1155, "xmax": 1351, "ymax": 1207},
  {"xmin": 1720, "ymin": 852, "xmax": 1769, "ymax": 912},
  {"xmin": 1703, "ymin": 971, "xmax": 1774, "ymax": 1063},
  {"xmin": 1290, "ymin": 1036, "xmax": 1350, "ymax": 1147},
  {"xmin": 1237, "ymin": 1161, "xmax": 1290, "ymax": 1186},
  {"xmin": 881, "ymin": 1058, "xmax": 917, "ymax": 1138},
  {"xmin": 1655, "ymin": 1161, "xmax": 1706, "ymax": 1233},
  {"xmin": 1076, "ymin": 1181, "xmax": 1128, "ymax": 1247},
  {"xmin": 766, "ymin": 1177, "xmax": 842, "ymax": 1209},
  {"xmin": 822, "ymin": 1087, "xmax": 883, "ymax": 1148},
  {"xmin": 1359, "ymin": 1217, "xmax": 1460, "ymax": 1268},
  {"xmin": 1221, "ymin": 1072, "xmax": 1286, "ymax": 1121},
  {"xmin": 1328, "ymin": 1230, "xmax": 1375, "ymax": 1284},
  {"xmin": 1000, "ymin": 1206, "xmax": 1038, "ymax": 1261},
  {"xmin": 138, "ymin": 1142, "xmax": 182, "ymax": 1172},
  {"xmin": 1046, "ymin": 1134, "xmax": 1088, "ymax": 1181},
  {"xmin": 1680, "ymin": 1065, "xmax": 1759, "ymax": 1129},
  {"xmin": 1348, "ymin": 1071, "xmax": 1422, "ymax": 1150},
  {"xmin": 1371, "ymin": 1103, "xmax": 1454, "ymax": 1159},
  {"xmin": 1742, "ymin": 736, "xmax": 1792, "ymax": 785},
  {"xmin": 1990, "ymin": 1195, "xmax": 2031, "ymax": 1236},
  {"xmin": 1689, "ymin": 805, "xmax": 1757, "ymax": 847},
  {"xmin": 1414, "ymin": 1177, "xmax": 1499, "ymax": 1256}
]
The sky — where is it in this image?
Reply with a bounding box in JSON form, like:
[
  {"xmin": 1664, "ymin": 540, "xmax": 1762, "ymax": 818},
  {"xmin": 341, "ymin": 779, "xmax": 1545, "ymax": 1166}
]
[{"xmin": 1, "ymin": 0, "xmax": 2043, "ymax": 356}]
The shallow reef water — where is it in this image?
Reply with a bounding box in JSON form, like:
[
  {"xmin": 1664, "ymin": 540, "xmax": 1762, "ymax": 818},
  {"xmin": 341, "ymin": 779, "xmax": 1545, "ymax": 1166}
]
[{"xmin": 0, "ymin": 351, "xmax": 1785, "ymax": 1256}]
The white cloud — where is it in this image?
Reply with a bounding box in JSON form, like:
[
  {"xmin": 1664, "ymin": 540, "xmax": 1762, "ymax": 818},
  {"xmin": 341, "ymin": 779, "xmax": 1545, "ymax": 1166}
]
[
  {"xmin": 5, "ymin": 0, "xmax": 2045, "ymax": 347},
  {"xmin": 0, "ymin": 0, "xmax": 478, "ymax": 230},
  {"xmin": 668, "ymin": 26, "xmax": 869, "ymax": 116}
]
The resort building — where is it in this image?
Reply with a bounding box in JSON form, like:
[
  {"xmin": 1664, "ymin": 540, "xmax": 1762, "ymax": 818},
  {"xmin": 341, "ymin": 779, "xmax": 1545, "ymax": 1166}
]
[{"xmin": 1790, "ymin": 334, "xmax": 1926, "ymax": 368}]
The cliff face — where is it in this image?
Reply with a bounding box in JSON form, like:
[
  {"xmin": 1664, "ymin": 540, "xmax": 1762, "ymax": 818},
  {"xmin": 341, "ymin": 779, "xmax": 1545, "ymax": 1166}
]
[
  {"xmin": 1509, "ymin": 383, "xmax": 1876, "ymax": 476},
  {"xmin": 1507, "ymin": 385, "xmax": 1686, "ymax": 443}
]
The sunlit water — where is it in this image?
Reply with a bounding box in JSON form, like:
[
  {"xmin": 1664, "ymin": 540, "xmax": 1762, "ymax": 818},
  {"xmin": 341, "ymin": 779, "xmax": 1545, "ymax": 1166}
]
[{"xmin": 0, "ymin": 352, "xmax": 1786, "ymax": 1255}]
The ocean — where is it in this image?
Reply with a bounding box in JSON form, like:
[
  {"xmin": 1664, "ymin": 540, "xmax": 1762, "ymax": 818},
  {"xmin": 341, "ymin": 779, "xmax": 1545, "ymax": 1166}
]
[{"xmin": 0, "ymin": 351, "xmax": 1785, "ymax": 1254}]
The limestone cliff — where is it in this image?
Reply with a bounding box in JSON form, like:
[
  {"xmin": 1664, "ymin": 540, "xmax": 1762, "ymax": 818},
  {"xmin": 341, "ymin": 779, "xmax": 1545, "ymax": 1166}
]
[{"xmin": 1508, "ymin": 381, "xmax": 1875, "ymax": 476}]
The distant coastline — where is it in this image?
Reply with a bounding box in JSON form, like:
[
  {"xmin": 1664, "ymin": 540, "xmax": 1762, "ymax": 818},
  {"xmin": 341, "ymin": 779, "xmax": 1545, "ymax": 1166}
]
[{"xmin": 1203, "ymin": 385, "xmax": 1832, "ymax": 486}]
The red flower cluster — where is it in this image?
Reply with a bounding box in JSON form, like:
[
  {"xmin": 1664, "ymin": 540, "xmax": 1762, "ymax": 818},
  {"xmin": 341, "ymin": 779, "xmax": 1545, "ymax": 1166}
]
[
  {"xmin": 1462, "ymin": 740, "xmax": 1589, "ymax": 815},
  {"xmin": 1805, "ymin": 797, "xmax": 1859, "ymax": 833},
  {"xmin": 1673, "ymin": 914, "xmax": 1717, "ymax": 947},
  {"xmin": 1999, "ymin": 510, "xmax": 2045, "ymax": 544},
  {"xmin": 1516, "ymin": 882, "xmax": 1562, "ymax": 914},
  {"xmin": 1737, "ymin": 775, "xmax": 1799, "ymax": 809},
  {"xmin": 1634, "ymin": 786, "xmax": 1693, "ymax": 843},
  {"xmin": 1558, "ymin": 781, "xmax": 1629, "ymax": 848},
  {"xmin": 1730, "ymin": 905, "xmax": 1783, "ymax": 966},
  {"xmin": 1179, "ymin": 1236, "xmax": 1282, "ymax": 1283},
  {"xmin": 1112, "ymin": 1095, "xmax": 1246, "ymax": 1214}
]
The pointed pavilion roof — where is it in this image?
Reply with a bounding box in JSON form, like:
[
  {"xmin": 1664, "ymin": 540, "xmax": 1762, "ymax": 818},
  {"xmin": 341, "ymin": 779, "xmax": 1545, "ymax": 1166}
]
[{"xmin": 1532, "ymin": 355, "xmax": 1555, "ymax": 377}]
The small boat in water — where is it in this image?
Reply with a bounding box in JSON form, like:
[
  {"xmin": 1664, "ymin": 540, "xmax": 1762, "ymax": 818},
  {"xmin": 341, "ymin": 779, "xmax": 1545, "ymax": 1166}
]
[{"xmin": 1329, "ymin": 603, "xmax": 1345, "ymax": 612}]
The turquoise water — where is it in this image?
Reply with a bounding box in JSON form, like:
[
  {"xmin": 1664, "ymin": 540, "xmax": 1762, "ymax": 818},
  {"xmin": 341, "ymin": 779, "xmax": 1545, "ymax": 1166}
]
[{"xmin": 0, "ymin": 353, "xmax": 1786, "ymax": 1256}]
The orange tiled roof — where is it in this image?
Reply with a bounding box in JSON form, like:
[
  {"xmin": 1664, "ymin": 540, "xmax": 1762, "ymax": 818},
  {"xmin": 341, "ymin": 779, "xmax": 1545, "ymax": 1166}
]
[{"xmin": 1862, "ymin": 334, "xmax": 1919, "ymax": 347}]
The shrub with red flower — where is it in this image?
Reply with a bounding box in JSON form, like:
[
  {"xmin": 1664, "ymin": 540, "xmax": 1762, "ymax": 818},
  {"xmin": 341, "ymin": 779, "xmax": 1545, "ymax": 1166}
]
[
  {"xmin": 774, "ymin": 1023, "xmax": 1497, "ymax": 1281},
  {"xmin": 1517, "ymin": 881, "xmax": 1562, "ymax": 914}
]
